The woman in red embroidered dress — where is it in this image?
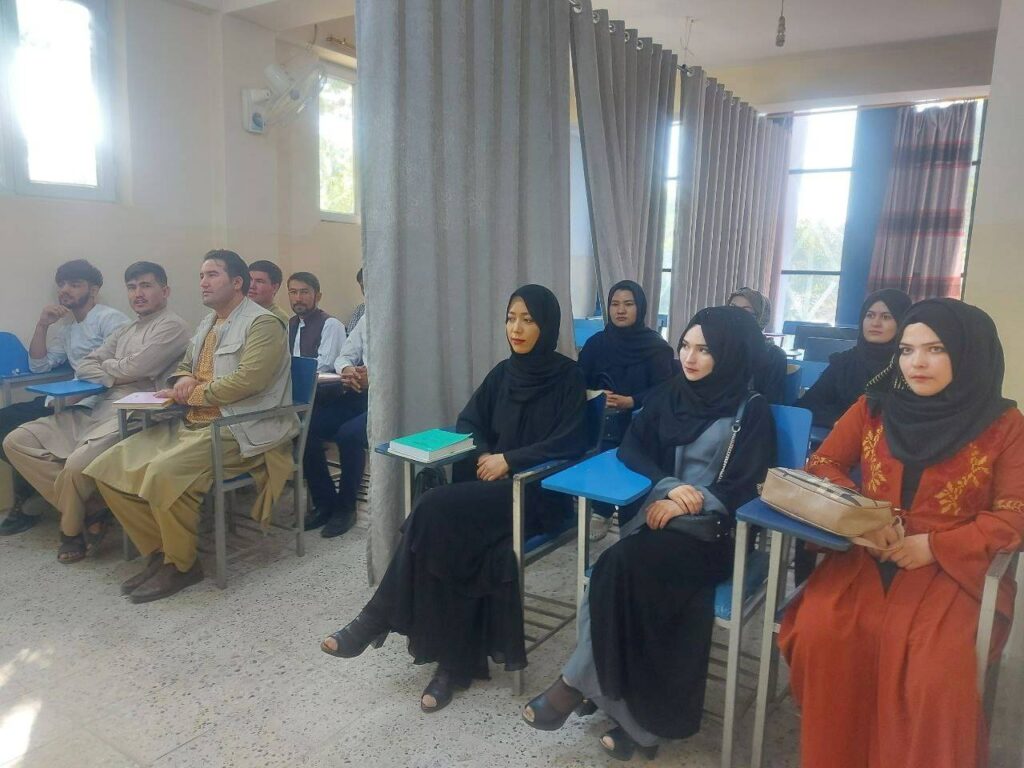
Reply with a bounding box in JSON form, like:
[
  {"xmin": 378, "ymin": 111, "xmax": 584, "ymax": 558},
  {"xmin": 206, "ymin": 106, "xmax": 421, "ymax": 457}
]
[{"xmin": 779, "ymin": 299, "xmax": 1024, "ymax": 768}]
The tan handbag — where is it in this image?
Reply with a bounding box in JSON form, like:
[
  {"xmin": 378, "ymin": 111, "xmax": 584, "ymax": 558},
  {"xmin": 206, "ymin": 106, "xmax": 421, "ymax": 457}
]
[{"xmin": 759, "ymin": 467, "xmax": 904, "ymax": 549}]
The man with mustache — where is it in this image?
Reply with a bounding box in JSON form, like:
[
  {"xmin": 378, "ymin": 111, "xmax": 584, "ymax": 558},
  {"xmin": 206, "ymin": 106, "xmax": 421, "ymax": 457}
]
[
  {"xmin": 0, "ymin": 260, "xmax": 129, "ymax": 536},
  {"xmin": 85, "ymin": 250, "xmax": 297, "ymax": 602},
  {"xmin": 286, "ymin": 271, "xmax": 345, "ymax": 373},
  {"xmin": 3, "ymin": 262, "xmax": 190, "ymax": 563}
]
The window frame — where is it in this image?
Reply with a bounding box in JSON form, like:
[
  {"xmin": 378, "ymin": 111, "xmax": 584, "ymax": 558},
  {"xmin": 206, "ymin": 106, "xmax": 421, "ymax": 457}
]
[
  {"xmin": 777, "ymin": 107, "xmax": 858, "ymax": 326},
  {"xmin": 318, "ymin": 61, "xmax": 359, "ymax": 224},
  {"xmin": 659, "ymin": 120, "xmax": 680, "ymax": 321},
  {"xmin": 0, "ymin": 0, "xmax": 116, "ymax": 202}
]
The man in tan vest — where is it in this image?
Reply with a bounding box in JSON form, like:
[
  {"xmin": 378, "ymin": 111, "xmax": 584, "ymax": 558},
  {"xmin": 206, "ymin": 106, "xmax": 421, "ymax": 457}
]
[
  {"xmin": 3, "ymin": 261, "xmax": 190, "ymax": 564},
  {"xmin": 86, "ymin": 250, "xmax": 297, "ymax": 603}
]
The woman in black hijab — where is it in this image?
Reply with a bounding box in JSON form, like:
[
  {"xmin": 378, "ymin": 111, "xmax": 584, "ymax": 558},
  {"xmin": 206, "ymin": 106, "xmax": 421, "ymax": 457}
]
[
  {"xmin": 319, "ymin": 285, "xmax": 589, "ymax": 713},
  {"xmin": 728, "ymin": 287, "xmax": 788, "ymax": 403},
  {"xmin": 522, "ymin": 306, "xmax": 775, "ymax": 759},
  {"xmin": 579, "ymin": 280, "xmax": 674, "ymax": 537},
  {"xmin": 780, "ymin": 299, "xmax": 1022, "ymax": 768},
  {"xmin": 796, "ymin": 288, "xmax": 912, "ymax": 428},
  {"xmin": 578, "ymin": 280, "xmax": 674, "ymax": 413}
]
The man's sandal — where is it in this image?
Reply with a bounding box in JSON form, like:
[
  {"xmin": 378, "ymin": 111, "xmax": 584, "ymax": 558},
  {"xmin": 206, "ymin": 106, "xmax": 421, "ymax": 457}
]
[{"xmin": 58, "ymin": 534, "xmax": 87, "ymax": 564}]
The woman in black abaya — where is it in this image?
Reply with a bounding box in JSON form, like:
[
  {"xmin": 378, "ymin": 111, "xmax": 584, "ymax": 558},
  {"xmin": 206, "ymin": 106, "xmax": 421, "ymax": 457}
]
[
  {"xmin": 521, "ymin": 306, "xmax": 774, "ymax": 760},
  {"xmin": 320, "ymin": 285, "xmax": 589, "ymax": 712}
]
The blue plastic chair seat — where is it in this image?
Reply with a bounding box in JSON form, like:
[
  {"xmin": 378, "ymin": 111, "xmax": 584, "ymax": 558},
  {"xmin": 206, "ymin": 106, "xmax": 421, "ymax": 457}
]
[{"xmin": 714, "ymin": 549, "xmax": 770, "ymax": 621}]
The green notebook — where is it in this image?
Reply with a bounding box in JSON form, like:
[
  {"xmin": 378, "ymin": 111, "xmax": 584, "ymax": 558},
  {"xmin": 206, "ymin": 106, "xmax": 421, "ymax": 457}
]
[{"xmin": 389, "ymin": 429, "xmax": 474, "ymax": 462}]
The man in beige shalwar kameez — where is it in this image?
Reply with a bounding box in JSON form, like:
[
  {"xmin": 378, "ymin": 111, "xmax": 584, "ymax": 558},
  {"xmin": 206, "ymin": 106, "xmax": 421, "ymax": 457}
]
[
  {"xmin": 85, "ymin": 250, "xmax": 297, "ymax": 603},
  {"xmin": 3, "ymin": 262, "xmax": 190, "ymax": 563}
]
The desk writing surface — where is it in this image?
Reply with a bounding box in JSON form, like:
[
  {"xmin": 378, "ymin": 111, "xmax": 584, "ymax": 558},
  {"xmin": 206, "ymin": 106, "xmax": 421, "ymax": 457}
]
[
  {"xmin": 542, "ymin": 448, "xmax": 651, "ymax": 507},
  {"xmin": 26, "ymin": 379, "xmax": 106, "ymax": 398}
]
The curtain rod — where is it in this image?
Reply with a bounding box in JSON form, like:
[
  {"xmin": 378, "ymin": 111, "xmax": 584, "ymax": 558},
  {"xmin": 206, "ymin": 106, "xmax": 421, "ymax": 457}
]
[
  {"xmin": 764, "ymin": 95, "xmax": 987, "ymax": 118},
  {"xmin": 567, "ymin": 0, "xmax": 694, "ymax": 67}
]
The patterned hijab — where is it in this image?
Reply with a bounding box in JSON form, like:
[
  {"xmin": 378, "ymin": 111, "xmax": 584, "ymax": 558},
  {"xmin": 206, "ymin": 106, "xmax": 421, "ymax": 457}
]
[{"xmin": 727, "ymin": 287, "xmax": 772, "ymax": 331}]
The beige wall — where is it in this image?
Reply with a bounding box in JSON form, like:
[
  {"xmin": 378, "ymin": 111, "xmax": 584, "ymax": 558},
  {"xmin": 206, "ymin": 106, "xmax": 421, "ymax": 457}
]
[
  {"xmin": 963, "ymin": 0, "xmax": 1024, "ymax": 661},
  {"xmin": 0, "ymin": 0, "xmax": 363, "ymax": 345},
  {"xmin": 275, "ymin": 41, "xmax": 363, "ymax": 321},
  {"xmin": 709, "ymin": 31, "xmax": 995, "ymax": 113}
]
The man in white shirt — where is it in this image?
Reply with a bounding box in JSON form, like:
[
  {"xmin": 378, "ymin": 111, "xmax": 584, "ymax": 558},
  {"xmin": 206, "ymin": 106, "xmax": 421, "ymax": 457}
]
[
  {"xmin": 0, "ymin": 259, "xmax": 130, "ymax": 536},
  {"xmin": 286, "ymin": 271, "xmax": 345, "ymax": 373},
  {"xmin": 303, "ymin": 313, "xmax": 369, "ymax": 537}
]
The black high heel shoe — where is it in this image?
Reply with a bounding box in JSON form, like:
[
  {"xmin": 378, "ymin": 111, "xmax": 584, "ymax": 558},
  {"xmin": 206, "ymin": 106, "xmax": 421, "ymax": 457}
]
[
  {"xmin": 599, "ymin": 726, "xmax": 659, "ymax": 762},
  {"xmin": 420, "ymin": 667, "xmax": 470, "ymax": 713},
  {"xmin": 320, "ymin": 612, "xmax": 388, "ymax": 658},
  {"xmin": 521, "ymin": 676, "xmax": 584, "ymax": 731}
]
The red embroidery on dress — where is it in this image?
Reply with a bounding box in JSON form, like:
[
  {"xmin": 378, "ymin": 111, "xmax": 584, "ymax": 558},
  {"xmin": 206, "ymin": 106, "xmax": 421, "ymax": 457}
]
[{"xmin": 862, "ymin": 426, "xmax": 885, "ymax": 494}]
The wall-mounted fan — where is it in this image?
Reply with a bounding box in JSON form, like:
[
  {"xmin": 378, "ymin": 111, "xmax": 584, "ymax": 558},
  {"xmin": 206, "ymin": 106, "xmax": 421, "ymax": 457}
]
[{"xmin": 242, "ymin": 57, "xmax": 325, "ymax": 134}]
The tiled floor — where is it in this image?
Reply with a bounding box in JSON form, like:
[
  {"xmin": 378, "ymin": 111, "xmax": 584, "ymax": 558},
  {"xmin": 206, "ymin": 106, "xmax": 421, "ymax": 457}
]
[{"xmin": 1, "ymin": 498, "xmax": 1022, "ymax": 767}]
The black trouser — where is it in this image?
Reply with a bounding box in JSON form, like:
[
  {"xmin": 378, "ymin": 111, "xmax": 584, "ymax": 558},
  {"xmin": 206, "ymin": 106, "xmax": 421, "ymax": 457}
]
[
  {"xmin": 0, "ymin": 397, "xmax": 51, "ymax": 505},
  {"xmin": 303, "ymin": 388, "xmax": 368, "ymax": 514}
]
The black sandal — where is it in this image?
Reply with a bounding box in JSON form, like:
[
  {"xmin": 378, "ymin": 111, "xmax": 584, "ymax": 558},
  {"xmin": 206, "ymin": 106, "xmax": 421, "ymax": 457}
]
[
  {"xmin": 420, "ymin": 668, "xmax": 470, "ymax": 713},
  {"xmin": 599, "ymin": 726, "xmax": 659, "ymax": 762},
  {"xmin": 522, "ymin": 676, "xmax": 585, "ymax": 731},
  {"xmin": 320, "ymin": 612, "xmax": 388, "ymax": 658},
  {"xmin": 58, "ymin": 534, "xmax": 87, "ymax": 564},
  {"xmin": 84, "ymin": 509, "xmax": 113, "ymax": 554}
]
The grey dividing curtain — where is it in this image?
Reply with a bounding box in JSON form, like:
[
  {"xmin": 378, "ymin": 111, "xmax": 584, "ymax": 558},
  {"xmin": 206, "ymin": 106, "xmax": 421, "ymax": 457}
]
[
  {"xmin": 570, "ymin": 0, "xmax": 677, "ymax": 312},
  {"xmin": 669, "ymin": 68, "xmax": 791, "ymax": 344},
  {"xmin": 356, "ymin": 0, "xmax": 572, "ymax": 583}
]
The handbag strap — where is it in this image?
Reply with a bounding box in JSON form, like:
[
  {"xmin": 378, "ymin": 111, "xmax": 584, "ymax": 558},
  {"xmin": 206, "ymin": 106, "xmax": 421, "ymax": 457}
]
[{"xmin": 716, "ymin": 392, "xmax": 759, "ymax": 483}]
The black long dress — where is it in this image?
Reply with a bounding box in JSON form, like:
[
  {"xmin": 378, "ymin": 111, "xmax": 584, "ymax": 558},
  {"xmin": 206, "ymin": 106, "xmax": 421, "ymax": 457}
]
[
  {"xmin": 590, "ymin": 390, "xmax": 774, "ymax": 738},
  {"xmin": 586, "ymin": 306, "xmax": 775, "ymax": 739},
  {"xmin": 364, "ymin": 360, "xmax": 589, "ymax": 680}
]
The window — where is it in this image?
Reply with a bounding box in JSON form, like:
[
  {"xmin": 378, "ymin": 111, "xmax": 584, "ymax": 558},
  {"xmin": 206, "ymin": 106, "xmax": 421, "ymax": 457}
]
[
  {"xmin": 0, "ymin": 0, "xmax": 113, "ymax": 200},
  {"xmin": 658, "ymin": 122, "xmax": 680, "ymax": 324},
  {"xmin": 318, "ymin": 67, "xmax": 357, "ymax": 222},
  {"xmin": 775, "ymin": 108, "xmax": 857, "ymax": 327}
]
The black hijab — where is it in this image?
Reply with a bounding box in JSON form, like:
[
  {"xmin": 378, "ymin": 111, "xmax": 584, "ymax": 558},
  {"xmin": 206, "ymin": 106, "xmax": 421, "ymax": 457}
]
[
  {"xmin": 657, "ymin": 305, "xmax": 762, "ymax": 445},
  {"xmin": 868, "ymin": 298, "xmax": 1017, "ymax": 466},
  {"xmin": 504, "ymin": 284, "xmax": 575, "ymax": 403},
  {"xmin": 598, "ymin": 280, "xmax": 673, "ymax": 366},
  {"xmin": 854, "ymin": 288, "xmax": 912, "ymax": 373}
]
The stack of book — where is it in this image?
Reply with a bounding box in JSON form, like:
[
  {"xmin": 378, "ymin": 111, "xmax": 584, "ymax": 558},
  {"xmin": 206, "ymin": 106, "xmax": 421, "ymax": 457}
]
[
  {"xmin": 112, "ymin": 392, "xmax": 174, "ymax": 409},
  {"xmin": 388, "ymin": 429, "xmax": 475, "ymax": 463}
]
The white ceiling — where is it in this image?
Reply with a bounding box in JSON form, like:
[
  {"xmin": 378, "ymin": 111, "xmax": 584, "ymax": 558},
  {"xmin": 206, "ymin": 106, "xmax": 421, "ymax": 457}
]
[{"xmin": 598, "ymin": 0, "xmax": 1001, "ymax": 68}]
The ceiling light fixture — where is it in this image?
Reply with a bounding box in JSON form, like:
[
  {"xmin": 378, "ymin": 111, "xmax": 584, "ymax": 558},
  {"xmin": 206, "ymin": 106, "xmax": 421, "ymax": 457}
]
[{"xmin": 776, "ymin": 0, "xmax": 786, "ymax": 47}]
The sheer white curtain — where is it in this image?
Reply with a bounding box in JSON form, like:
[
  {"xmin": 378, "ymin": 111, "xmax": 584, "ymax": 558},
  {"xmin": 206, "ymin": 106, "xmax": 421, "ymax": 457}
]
[
  {"xmin": 570, "ymin": 0, "xmax": 677, "ymax": 311},
  {"xmin": 357, "ymin": 0, "xmax": 572, "ymax": 582},
  {"xmin": 669, "ymin": 68, "xmax": 790, "ymax": 343}
]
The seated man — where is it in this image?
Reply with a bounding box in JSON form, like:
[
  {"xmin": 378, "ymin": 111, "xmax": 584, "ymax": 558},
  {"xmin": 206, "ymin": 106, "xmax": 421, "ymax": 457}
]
[
  {"xmin": 85, "ymin": 250, "xmax": 297, "ymax": 603},
  {"xmin": 303, "ymin": 312, "xmax": 368, "ymax": 538},
  {"xmin": 0, "ymin": 259, "xmax": 130, "ymax": 536},
  {"xmin": 247, "ymin": 259, "xmax": 290, "ymax": 323},
  {"xmin": 287, "ymin": 271, "xmax": 346, "ymax": 372},
  {"xmin": 346, "ymin": 267, "xmax": 365, "ymax": 334},
  {"xmin": 4, "ymin": 262, "xmax": 190, "ymax": 564}
]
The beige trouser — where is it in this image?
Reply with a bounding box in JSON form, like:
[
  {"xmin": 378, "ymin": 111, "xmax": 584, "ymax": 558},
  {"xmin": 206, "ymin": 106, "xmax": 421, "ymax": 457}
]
[
  {"xmin": 2, "ymin": 429, "xmax": 116, "ymax": 536},
  {"xmin": 88, "ymin": 423, "xmax": 271, "ymax": 572},
  {"xmin": 0, "ymin": 462, "xmax": 12, "ymax": 512}
]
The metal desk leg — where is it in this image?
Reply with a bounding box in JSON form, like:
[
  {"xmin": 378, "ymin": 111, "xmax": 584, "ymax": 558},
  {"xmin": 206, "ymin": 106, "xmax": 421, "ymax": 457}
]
[
  {"xmin": 576, "ymin": 495, "xmax": 591, "ymax": 613},
  {"xmin": 721, "ymin": 520, "xmax": 750, "ymax": 768},
  {"xmin": 402, "ymin": 461, "xmax": 415, "ymax": 519},
  {"xmin": 1, "ymin": 380, "xmax": 11, "ymax": 408},
  {"xmin": 751, "ymin": 530, "xmax": 788, "ymax": 768}
]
